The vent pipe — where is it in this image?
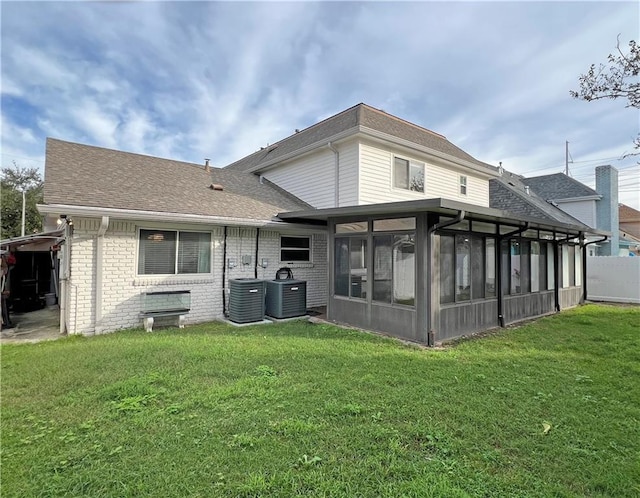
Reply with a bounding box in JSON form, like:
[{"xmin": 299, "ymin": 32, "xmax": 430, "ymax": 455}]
[{"xmin": 204, "ymin": 158, "xmax": 211, "ymax": 172}]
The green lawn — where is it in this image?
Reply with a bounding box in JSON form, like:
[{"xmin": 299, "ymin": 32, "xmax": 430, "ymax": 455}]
[{"xmin": 1, "ymin": 304, "xmax": 639, "ymax": 497}]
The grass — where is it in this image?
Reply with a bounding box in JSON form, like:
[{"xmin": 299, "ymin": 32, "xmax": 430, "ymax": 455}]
[{"xmin": 1, "ymin": 303, "xmax": 639, "ymax": 497}]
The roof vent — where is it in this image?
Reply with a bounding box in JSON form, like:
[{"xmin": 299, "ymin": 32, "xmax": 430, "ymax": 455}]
[
  {"xmin": 204, "ymin": 158, "xmax": 211, "ymax": 172},
  {"xmin": 525, "ymin": 186, "xmax": 530, "ymax": 195},
  {"xmin": 209, "ymin": 183, "xmax": 224, "ymax": 191},
  {"xmin": 498, "ymin": 162, "xmax": 504, "ymax": 175},
  {"xmin": 295, "ymin": 129, "xmax": 300, "ymax": 133}
]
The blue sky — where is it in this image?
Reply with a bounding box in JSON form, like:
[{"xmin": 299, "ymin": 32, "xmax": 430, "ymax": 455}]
[{"xmin": 2, "ymin": 1, "xmax": 639, "ymax": 208}]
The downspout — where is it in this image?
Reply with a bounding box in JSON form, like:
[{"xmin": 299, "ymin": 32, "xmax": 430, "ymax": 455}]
[
  {"xmin": 94, "ymin": 216, "xmax": 110, "ymax": 333},
  {"xmin": 581, "ymin": 235, "xmax": 608, "ymax": 303},
  {"xmin": 254, "ymin": 227, "xmax": 260, "ymax": 279},
  {"xmin": 59, "ymin": 220, "xmax": 73, "ymax": 335},
  {"xmin": 222, "ymin": 226, "xmax": 228, "ymax": 317},
  {"xmin": 328, "ymin": 142, "xmax": 339, "ymax": 207},
  {"xmin": 497, "ymin": 223, "xmax": 529, "ymax": 327},
  {"xmin": 426, "ymin": 210, "xmax": 466, "ymax": 346},
  {"xmin": 554, "ymin": 232, "xmax": 580, "ymax": 311}
]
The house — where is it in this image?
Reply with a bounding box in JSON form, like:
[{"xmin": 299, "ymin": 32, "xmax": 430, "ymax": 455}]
[
  {"xmin": 31, "ymin": 103, "xmax": 605, "ymax": 344},
  {"xmin": 619, "ymin": 204, "xmax": 640, "ymax": 255},
  {"xmin": 522, "ymin": 167, "xmax": 624, "ymax": 256}
]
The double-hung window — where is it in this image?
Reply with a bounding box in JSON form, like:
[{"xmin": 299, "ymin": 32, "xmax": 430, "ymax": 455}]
[
  {"xmin": 280, "ymin": 236, "xmax": 311, "ymax": 262},
  {"xmin": 460, "ymin": 175, "xmax": 467, "ymax": 195},
  {"xmin": 394, "ymin": 157, "xmax": 424, "ymax": 192},
  {"xmin": 138, "ymin": 229, "xmax": 211, "ymax": 275}
]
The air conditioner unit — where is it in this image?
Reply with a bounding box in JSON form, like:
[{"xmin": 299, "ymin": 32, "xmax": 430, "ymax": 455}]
[
  {"xmin": 228, "ymin": 278, "xmax": 265, "ymax": 323},
  {"xmin": 265, "ymin": 279, "xmax": 307, "ymax": 319}
]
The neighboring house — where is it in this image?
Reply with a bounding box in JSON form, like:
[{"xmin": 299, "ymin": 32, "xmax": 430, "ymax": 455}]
[
  {"xmin": 29, "ymin": 103, "xmax": 605, "ymax": 344},
  {"xmin": 523, "ymin": 166, "xmax": 622, "ymax": 256},
  {"xmin": 620, "ymin": 203, "xmax": 640, "ymax": 240}
]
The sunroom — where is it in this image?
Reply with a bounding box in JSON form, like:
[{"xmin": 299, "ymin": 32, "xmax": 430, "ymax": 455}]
[{"xmin": 279, "ymin": 198, "xmax": 607, "ymax": 346}]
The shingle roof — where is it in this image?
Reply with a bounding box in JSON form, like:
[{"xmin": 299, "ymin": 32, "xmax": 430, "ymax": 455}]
[
  {"xmin": 224, "ymin": 103, "xmax": 497, "ymax": 173},
  {"xmin": 619, "ymin": 203, "xmax": 640, "ymax": 222},
  {"xmin": 43, "ymin": 138, "xmax": 310, "ymax": 220},
  {"xmin": 490, "ymin": 171, "xmax": 593, "ymax": 229},
  {"xmin": 523, "ymin": 173, "xmax": 600, "ymax": 200}
]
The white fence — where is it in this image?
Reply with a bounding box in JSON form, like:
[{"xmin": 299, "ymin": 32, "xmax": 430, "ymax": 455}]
[{"xmin": 587, "ymin": 256, "xmax": 640, "ymax": 304}]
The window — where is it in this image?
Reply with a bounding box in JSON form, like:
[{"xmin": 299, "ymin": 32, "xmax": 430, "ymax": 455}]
[
  {"xmin": 394, "ymin": 157, "xmax": 424, "ymax": 192},
  {"xmin": 280, "ymin": 236, "xmax": 311, "ymax": 262},
  {"xmin": 334, "ymin": 237, "xmax": 367, "ymax": 299},
  {"xmin": 460, "ymin": 175, "xmax": 467, "ymax": 195},
  {"xmin": 373, "ymin": 234, "xmax": 415, "ymax": 306},
  {"xmin": 138, "ymin": 229, "xmax": 210, "ymax": 275}
]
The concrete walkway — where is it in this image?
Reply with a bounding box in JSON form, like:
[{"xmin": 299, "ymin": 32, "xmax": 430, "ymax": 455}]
[{"xmin": 0, "ymin": 307, "xmax": 62, "ymax": 344}]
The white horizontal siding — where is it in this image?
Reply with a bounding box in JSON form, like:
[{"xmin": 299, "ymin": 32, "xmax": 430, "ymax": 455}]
[
  {"xmin": 358, "ymin": 142, "xmax": 490, "ymax": 207},
  {"xmin": 338, "ymin": 140, "xmax": 358, "ymax": 207},
  {"xmin": 264, "ymin": 149, "xmax": 336, "ymax": 208},
  {"xmin": 556, "ymin": 199, "xmax": 596, "ymax": 227}
]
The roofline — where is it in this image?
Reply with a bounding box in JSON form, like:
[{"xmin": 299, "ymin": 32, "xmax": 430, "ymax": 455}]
[
  {"xmin": 551, "ymin": 195, "xmax": 602, "ymax": 203},
  {"xmin": 37, "ymin": 204, "xmax": 326, "ymax": 232},
  {"xmin": 247, "ymin": 127, "xmax": 499, "ymax": 178},
  {"xmin": 277, "ymin": 198, "xmax": 609, "ymax": 237}
]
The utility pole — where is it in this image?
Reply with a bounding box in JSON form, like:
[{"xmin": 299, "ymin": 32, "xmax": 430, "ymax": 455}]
[{"xmin": 565, "ymin": 141, "xmax": 569, "ymax": 176}]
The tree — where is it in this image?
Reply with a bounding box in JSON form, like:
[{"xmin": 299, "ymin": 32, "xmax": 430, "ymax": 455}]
[
  {"xmin": 570, "ymin": 37, "xmax": 640, "ymax": 152},
  {"xmin": 1, "ymin": 163, "xmax": 44, "ymax": 239}
]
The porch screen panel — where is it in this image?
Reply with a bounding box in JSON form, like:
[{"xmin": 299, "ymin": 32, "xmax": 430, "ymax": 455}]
[
  {"xmin": 350, "ymin": 237, "xmax": 367, "ymax": 299},
  {"xmin": 334, "ymin": 238, "xmax": 349, "ymax": 296},
  {"xmin": 485, "ymin": 238, "xmax": 496, "ymax": 297},
  {"xmin": 440, "ymin": 235, "xmax": 455, "ymax": 304},
  {"xmin": 178, "ymin": 232, "xmax": 211, "ymax": 274},
  {"xmin": 510, "ymin": 239, "xmax": 521, "ymax": 294},
  {"xmin": 562, "ymin": 245, "xmax": 570, "ymax": 288},
  {"xmin": 521, "ymin": 241, "xmax": 531, "ymax": 293},
  {"xmin": 575, "ymin": 245, "xmax": 582, "ymax": 286},
  {"xmin": 547, "ymin": 243, "xmax": 555, "ymax": 290},
  {"xmin": 531, "ymin": 241, "xmax": 540, "ymax": 292},
  {"xmin": 568, "ymin": 245, "xmax": 576, "ymax": 287},
  {"xmin": 471, "ymin": 235, "xmax": 484, "ymax": 300},
  {"xmin": 501, "ymin": 240, "xmax": 510, "ymax": 296},
  {"xmin": 373, "ymin": 236, "xmax": 392, "ymax": 303},
  {"xmin": 455, "ymin": 235, "xmax": 470, "ymax": 301},
  {"xmin": 393, "ymin": 235, "xmax": 415, "ymax": 306},
  {"xmin": 139, "ymin": 230, "xmax": 177, "ymax": 275},
  {"xmin": 539, "ymin": 242, "xmax": 547, "ymax": 291}
]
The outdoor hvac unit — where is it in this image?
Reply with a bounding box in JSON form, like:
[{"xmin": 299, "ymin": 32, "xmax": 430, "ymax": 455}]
[
  {"xmin": 228, "ymin": 278, "xmax": 265, "ymax": 323},
  {"xmin": 265, "ymin": 279, "xmax": 307, "ymax": 319}
]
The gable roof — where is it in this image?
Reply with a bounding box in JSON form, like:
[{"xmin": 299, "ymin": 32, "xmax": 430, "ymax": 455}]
[
  {"xmin": 490, "ymin": 171, "xmax": 593, "ymax": 229},
  {"xmin": 619, "ymin": 203, "xmax": 640, "ymax": 222},
  {"xmin": 43, "ymin": 138, "xmax": 310, "ymax": 221},
  {"xmin": 522, "ymin": 172, "xmax": 600, "ymax": 200},
  {"xmin": 224, "ymin": 103, "xmax": 497, "ymax": 174}
]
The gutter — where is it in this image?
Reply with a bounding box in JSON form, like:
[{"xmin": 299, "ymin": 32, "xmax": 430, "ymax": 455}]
[
  {"xmin": 94, "ymin": 216, "xmax": 110, "ymax": 333},
  {"xmin": 426, "ymin": 210, "xmax": 466, "ymax": 346},
  {"xmin": 497, "ymin": 223, "xmax": 530, "ymax": 327},
  {"xmin": 37, "ymin": 204, "xmax": 325, "ymax": 232},
  {"xmin": 328, "ymin": 142, "xmax": 339, "ymax": 206}
]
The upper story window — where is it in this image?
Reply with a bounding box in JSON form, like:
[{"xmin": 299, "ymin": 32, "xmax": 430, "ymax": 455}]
[
  {"xmin": 460, "ymin": 175, "xmax": 468, "ymax": 195},
  {"xmin": 280, "ymin": 235, "xmax": 311, "ymax": 262},
  {"xmin": 393, "ymin": 157, "xmax": 424, "ymax": 193},
  {"xmin": 138, "ymin": 229, "xmax": 211, "ymax": 275}
]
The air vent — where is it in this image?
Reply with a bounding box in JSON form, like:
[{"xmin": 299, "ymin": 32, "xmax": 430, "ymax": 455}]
[
  {"xmin": 228, "ymin": 279, "xmax": 265, "ymax": 323},
  {"xmin": 265, "ymin": 279, "xmax": 307, "ymax": 319},
  {"xmin": 209, "ymin": 184, "xmax": 224, "ymax": 191}
]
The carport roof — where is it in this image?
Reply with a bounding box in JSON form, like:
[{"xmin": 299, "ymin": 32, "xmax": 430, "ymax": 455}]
[{"xmin": 0, "ymin": 229, "xmax": 65, "ymax": 250}]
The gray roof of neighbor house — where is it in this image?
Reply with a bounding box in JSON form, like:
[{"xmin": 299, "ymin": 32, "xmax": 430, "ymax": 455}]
[
  {"xmin": 224, "ymin": 103, "xmax": 497, "ymax": 174},
  {"xmin": 43, "ymin": 138, "xmax": 310, "ymax": 220},
  {"xmin": 490, "ymin": 171, "xmax": 594, "ymax": 229},
  {"xmin": 522, "ymin": 172, "xmax": 600, "ymax": 200}
]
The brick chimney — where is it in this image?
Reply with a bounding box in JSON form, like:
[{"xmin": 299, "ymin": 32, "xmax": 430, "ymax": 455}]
[{"xmin": 595, "ymin": 165, "xmax": 619, "ymax": 256}]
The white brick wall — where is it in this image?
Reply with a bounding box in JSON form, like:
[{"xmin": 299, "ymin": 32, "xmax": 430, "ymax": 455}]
[{"xmin": 66, "ymin": 218, "xmax": 327, "ymax": 335}]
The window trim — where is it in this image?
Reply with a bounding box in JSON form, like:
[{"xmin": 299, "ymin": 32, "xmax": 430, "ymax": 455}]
[
  {"xmin": 392, "ymin": 155, "xmax": 425, "ymax": 193},
  {"xmin": 136, "ymin": 227, "xmax": 212, "ymax": 276},
  {"xmin": 280, "ymin": 235, "xmax": 312, "ymax": 263}
]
